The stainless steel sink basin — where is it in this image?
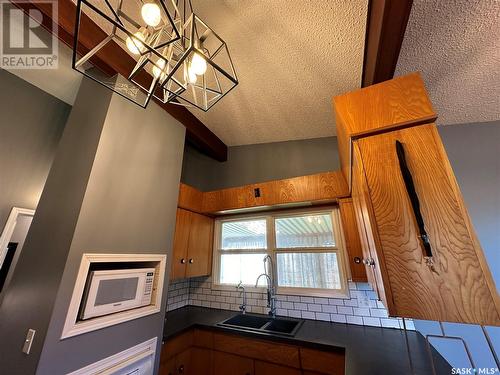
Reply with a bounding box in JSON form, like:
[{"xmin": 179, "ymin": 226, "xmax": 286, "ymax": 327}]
[{"xmin": 218, "ymin": 314, "xmax": 303, "ymax": 337}]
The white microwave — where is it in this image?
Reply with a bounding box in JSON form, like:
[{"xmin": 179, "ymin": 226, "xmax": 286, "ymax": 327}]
[{"xmin": 79, "ymin": 268, "xmax": 155, "ymax": 320}]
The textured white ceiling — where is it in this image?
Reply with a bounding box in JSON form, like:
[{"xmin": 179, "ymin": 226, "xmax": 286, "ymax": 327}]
[
  {"xmin": 188, "ymin": 1, "xmax": 368, "ymax": 145},
  {"xmin": 395, "ymin": 0, "xmax": 500, "ymax": 126}
]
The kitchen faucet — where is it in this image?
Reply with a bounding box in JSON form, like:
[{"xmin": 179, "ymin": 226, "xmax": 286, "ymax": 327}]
[
  {"xmin": 236, "ymin": 281, "xmax": 247, "ymax": 314},
  {"xmin": 255, "ymin": 255, "xmax": 277, "ymax": 318}
]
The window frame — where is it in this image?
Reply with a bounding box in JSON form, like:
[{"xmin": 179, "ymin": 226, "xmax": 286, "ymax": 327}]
[{"xmin": 212, "ymin": 207, "xmax": 350, "ymax": 298}]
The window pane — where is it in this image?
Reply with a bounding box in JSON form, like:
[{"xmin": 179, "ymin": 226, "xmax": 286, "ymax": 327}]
[
  {"xmin": 221, "ymin": 219, "xmax": 267, "ymax": 250},
  {"xmin": 220, "ymin": 253, "xmax": 268, "ymax": 286},
  {"xmin": 277, "ymin": 252, "xmax": 341, "ymax": 289},
  {"xmin": 275, "ymin": 214, "xmax": 335, "ymax": 248}
]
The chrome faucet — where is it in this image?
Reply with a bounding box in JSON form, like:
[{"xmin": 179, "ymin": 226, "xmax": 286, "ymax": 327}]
[
  {"xmin": 255, "ymin": 255, "xmax": 277, "ymax": 318},
  {"xmin": 236, "ymin": 281, "xmax": 247, "ymax": 314}
]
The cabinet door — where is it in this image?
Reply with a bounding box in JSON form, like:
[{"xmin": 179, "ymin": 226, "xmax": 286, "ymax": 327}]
[
  {"xmin": 254, "ymin": 361, "xmax": 300, "ymax": 375},
  {"xmin": 357, "ymin": 124, "xmax": 500, "ymax": 325},
  {"xmin": 338, "ymin": 198, "xmax": 367, "ymax": 282},
  {"xmin": 159, "ymin": 356, "xmax": 176, "ymax": 375},
  {"xmin": 186, "ymin": 212, "xmax": 214, "ymax": 278},
  {"xmin": 171, "ymin": 208, "xmax": 191, "ymax": 280},
  {"xmin": 175, "ymin": 348, "xmax": 192, "ymax": 375},
  {"xmin": 190, "ymin": 347, "xmax": 213, "ymax": 375},
  {"xmin": 213, "ymin": 351, "xmax": 254, "ymax": 375},
  {"xmin": 351, "ymin": 143, "xmax": 393, "ymax": 310}
]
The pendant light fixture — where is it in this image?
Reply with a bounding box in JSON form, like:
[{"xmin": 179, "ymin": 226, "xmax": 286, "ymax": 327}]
[
  {"xmin": 72, "ymin": 0, "xmax": 237, "ymax": 111},
  {"xmin": 152, "ymin": 1, "xmax": 239, "ymax": 111},
  {"xmin": 72, "ymin": 0, "xmax": 181, "ymax": 108}
]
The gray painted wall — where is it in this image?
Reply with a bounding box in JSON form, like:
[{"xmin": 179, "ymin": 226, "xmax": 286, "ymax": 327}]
[
  {"xmin": 0, "ymin": 78, "xmax": 113, "ymax": 375},
  {"xmin": 36, "ymin": 84, "xmax": 185, "ymax": 374},
  {"xmin": 0, "ymin": 69, "xmax": 70, "ymax": 229},
  {"xmin": 182, "ymin": 137, "xmax": 340, "ymax": 191}
]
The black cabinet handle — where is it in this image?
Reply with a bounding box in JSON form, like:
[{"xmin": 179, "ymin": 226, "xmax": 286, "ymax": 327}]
[
  {"xmin": 189, "ymin": 258, "xmax": 194, "ymax": 264},
  {"xmin": 395, "ymin": 141, "xmax": 433, "ymax": 259},
  {"xmin": 178, "ymin": 364, "xmax": 184, "ymax": 373},
  {"xmin": 180, "ymin": 258, "xmax": 186, "ymax": 264}
]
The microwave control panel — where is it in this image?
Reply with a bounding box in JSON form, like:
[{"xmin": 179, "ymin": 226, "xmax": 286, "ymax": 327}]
[{"xmin": 141, "ymin": 271, "xmax": 154, "ymax": 305}]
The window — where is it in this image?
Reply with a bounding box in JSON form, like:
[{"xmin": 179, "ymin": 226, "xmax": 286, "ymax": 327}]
[{"xmin": 213, "ymin": 208, "xmax": 348, "ymax": 297}]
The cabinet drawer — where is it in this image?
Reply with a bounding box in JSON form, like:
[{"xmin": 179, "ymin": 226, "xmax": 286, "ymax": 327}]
[
  {"xmin": 300, "ymin": 348, "xmax": 345, "ymax": 375},
  {"xmin": 213, "ymin": 332, "xmax": 300, "ymax": 368}
]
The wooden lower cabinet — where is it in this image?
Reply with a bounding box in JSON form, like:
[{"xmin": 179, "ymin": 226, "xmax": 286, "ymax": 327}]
[
  {"xmin": 254, "ymin": 361, "xmax": 301, "ymax": 375},
  {"xmin": 161, "ymin": 329, "xmax": 345, "ymax": 375},
  {"xmin": 213, "ymin": 351, "xmax": 253, "ymax": 375}
]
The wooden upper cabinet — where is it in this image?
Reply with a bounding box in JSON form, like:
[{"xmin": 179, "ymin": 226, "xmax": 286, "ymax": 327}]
[
  {"xmin": 171, "ymin": 208, "xmax": 214, "ymax": 280},
  {"xmin": 354, "ymin": 124, "xmax": 500, "ymax": 325},
  {"xmin": 186, "ymin": 212, "xmax": 214, "ymax": 277},
  {"xmin": 333, "ymin": 73, "xmax": 437, "ymax": 188},
  {"xmin": 171, "ymin": 208, "xmax": 192, "ymax": 280},
  {"xmin": 202, "ymin": 171, "xmax": 349, "ymax": 214},
  {"xmin": 338, "ymin": 198, "xmax": 367, "ymax": 282}
]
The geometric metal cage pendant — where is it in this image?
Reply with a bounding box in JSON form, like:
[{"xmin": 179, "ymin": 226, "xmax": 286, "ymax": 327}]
[
  {"xmin": 153, "ymin": 12, "xmax": 238, "ymax": 111},
  {"xmin": 72, "ymin": 0, "xmax": 180, "ymax": 108}
]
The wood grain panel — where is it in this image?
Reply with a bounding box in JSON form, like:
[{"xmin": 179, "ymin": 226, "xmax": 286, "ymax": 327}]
[
  {"xmin": 186, "ymin": 212, "xmax": 214, "ymax": 278},
  {"xmin": 352, "ymin": 143, "xmax": 394, "ymax": 311},
  {"xmin": 299, "ymin": 348, "xmax": 345, "ymax": 375},
  {"xmin": 334, "ymin": 73, "xmax": 436, "ymax": 138},
  {"xmin": 193, "ymin": 329, "xmax": 214, "ymax": 349},
  {"xmin": 171, "ymin": 208, "xmax": 192, "ymax": 280},
  {"xmin": 213, "ymin": 332, "xmax": 301, "ymax": 368},
  {"xmin": 254, "ymin": 361, "xmax": 301, "ymax": 375},
  {"xmin": 339, "ymin": 199, "xmax": 367, "ymax": 282},
  {"xmin": 190, "ymin": 348, "xmax": 213, "ymax": 375},
  {"xmin": 178, "ymin": 183, "xmax": 204, "ymax": 213},
  {"xmin": 162, "ymin": 331, "xmax": 194, "ymax": 360},
  {"xmin": 201, "ymin": 171, "xmax": 349, "ymax": 214},
  {"xmin": 213, "ymin": 351, "xmax": 254, "ymax": 375},
  {"xmin": 357, "ymin": 124, "xmax": 500, "ymax": 325}
]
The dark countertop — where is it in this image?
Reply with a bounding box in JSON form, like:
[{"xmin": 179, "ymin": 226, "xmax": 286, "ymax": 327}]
[{"xmin": 164, "ymin": 306, "xmax": 451, "ymax": 375}]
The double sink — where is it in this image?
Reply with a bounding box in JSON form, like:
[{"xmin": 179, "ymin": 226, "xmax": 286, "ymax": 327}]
[{"xmin": 218, "ymin": 314, "xmax": 303, "ymax": 337}]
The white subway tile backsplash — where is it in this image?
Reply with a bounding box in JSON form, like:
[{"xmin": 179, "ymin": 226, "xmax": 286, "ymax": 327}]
[
  {"xmin": 322, "ymin": 305, "xmax": 337, "ymax": 314},
  {"xmin": 353, "ymin": 307, "xmax": 370, "ymax": 316},
  {"xmin": 330, "ymin": 314, "xmax": 347, "ymax": 323},
  {"xmin": 301, "ymin": 311, "xmax": 315, "ymax": 319},
  {"xmin": 362, "ymin": 317, "xmax": 381, "ymax": 327},
  {"xmin": 293, "ymin": 302, "xmax": 308, "ymax": 311},
  {"xmin": 346, "ymin": 315, "xmax": 363, "ymax": 325},
  {"xmin": 337, "ymin": 306, "xmax": 354, "ymax": 315},
  {"xmin": 315, "ymin": 312, "xmax": 331, "ymax": 321},
  {"xmin": 307, "ymin": 304, "xmax": 322, "ymax": 312},
  {"xmin": 165, "ymin": 277, "xmax": 409, "ymax": 331},
  {"xmin": 370, "ymin": 308, "xmax": 389, "ymax": 318}
]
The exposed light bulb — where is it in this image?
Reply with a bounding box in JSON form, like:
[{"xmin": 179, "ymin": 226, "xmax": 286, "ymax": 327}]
[
  {"xmin": 190, "ymin": 52, "xmax": 207, "ymax": 75},
  {"xmin": 153, "ymin": 59, "xmax": 166, "ymax": 80},
  {"xmin": 187, "ymin": 68, "xmax": 197, "ymax": 84},
  {"xmin": 126, "ymin": 31, "xmax": 145, "ymax": 55},
  {"xmin": 141, "ymin": 3, "xmax": 161, "ymax": 27}
]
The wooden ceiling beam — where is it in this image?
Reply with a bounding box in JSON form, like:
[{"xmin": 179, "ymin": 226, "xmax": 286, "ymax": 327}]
[
  {"xmin": 362, "ymin": 0, "xmax": 413, "ymax": 87},
  {"xmin": 12, "ymin": 0, "xmax": 228, "ymax": 161}
]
